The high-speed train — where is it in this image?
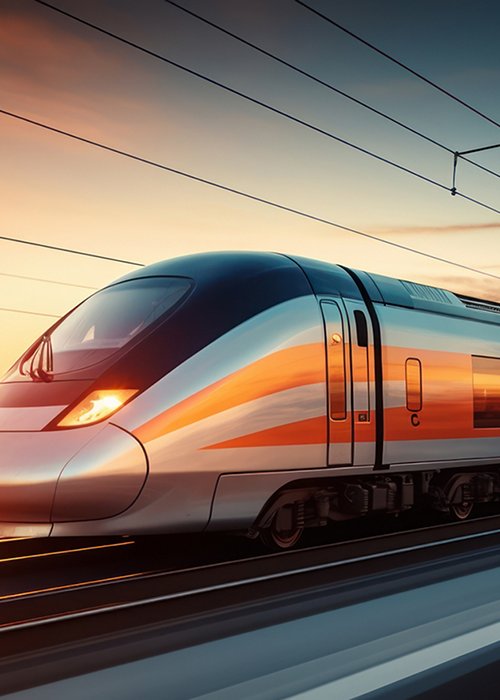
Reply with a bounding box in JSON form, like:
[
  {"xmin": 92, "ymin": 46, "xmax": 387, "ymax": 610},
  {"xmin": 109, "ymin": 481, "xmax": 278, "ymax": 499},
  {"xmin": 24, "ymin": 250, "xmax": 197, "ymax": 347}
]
[{"xmin": 1, "ymin": 252, "xmax": 499, "ymax": 548}]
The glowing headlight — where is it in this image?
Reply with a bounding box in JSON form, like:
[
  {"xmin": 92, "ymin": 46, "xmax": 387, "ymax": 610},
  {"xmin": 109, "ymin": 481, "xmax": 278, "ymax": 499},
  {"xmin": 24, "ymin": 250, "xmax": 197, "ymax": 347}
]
[{"xmin": 57, "ymin": 389, "xmax": 138, "ymax": 427}]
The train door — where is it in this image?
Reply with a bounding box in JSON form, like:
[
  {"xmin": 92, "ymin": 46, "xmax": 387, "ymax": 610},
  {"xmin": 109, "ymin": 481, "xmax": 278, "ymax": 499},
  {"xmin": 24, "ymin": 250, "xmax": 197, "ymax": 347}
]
[
  {"xmin": 320, "ymin": 300, "xmax": 353, "ymax": 465},
  {"xmin": 343, "ymin": 300, "xmax": 377, "ymax": 467}
]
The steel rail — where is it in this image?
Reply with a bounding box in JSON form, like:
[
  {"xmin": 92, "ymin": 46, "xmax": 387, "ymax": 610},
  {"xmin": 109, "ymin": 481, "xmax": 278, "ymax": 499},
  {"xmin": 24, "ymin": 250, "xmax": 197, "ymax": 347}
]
[
  {"xmin": 0, "ymin": 512, "xmax": 498, "ymax": 604},
  {"xmin": 0, "ymin": 570, "xmax": 152, "ymax": 603},
  {"xmin": 0, "ymin": 540, "xmax": 133, "ymax": 566},
  {"xmin": 3, "ymin": 518, "xmax": 500, "ymax": 634}
]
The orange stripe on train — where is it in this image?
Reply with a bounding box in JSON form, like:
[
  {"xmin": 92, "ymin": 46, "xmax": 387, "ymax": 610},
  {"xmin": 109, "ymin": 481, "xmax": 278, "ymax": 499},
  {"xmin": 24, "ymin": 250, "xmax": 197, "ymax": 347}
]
[
  {"xmin": 203, "ymin": 404, "xmax": 500, "ymax": 450},
  {"xmin": 202, "ymin": 416, "xmax": 327, "ymax": 450},
  {"xmin": 135, "ymin": 342, "xmax": 324, "ymax": 444},
  {"xmin": 384, "ymin": 405, "xmax": 500, "ymax": 441},
  {"xmin": 203, "ymin": 413, "xmax": 356, "ymax": 450},
  {"xmin": 135, "ymin": 343, "xmax": 496, "ymax": 446},
  {"xmin": 382, "ymin": 347, "xmax": 470, "ymax": 382}
]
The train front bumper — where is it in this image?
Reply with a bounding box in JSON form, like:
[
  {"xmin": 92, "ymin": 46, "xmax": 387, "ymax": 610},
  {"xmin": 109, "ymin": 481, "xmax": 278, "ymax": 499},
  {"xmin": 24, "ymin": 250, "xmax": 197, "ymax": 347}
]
[{"xmin": 0, "ymin": 423, "xmax": 148, "ymax": 536}]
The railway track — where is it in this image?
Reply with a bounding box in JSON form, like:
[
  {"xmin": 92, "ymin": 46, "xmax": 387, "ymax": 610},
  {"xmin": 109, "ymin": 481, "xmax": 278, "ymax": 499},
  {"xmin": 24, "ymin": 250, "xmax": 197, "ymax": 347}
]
[
  {"xmin": 1, "ymin": 513, "xmax": 500, "ymax": 629},
  {"xmin": 0, "ymin": 508, "xmax": 490, "ymax": 609},
  {"xmin": 1, "ymin": 514, "xmax": 500, "ymax": 694}
]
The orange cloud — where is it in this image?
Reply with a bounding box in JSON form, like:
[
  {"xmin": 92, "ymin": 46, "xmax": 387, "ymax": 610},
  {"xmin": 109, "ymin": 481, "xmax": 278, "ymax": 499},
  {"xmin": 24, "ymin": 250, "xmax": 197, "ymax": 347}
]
[{"xmin": 378, "ymin": 222, "xmax": 500, "ymax": 234}]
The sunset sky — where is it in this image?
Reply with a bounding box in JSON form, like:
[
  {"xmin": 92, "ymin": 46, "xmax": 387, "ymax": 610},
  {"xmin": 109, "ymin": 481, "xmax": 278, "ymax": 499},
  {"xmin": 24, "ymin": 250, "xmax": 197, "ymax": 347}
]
[{"xmin": 1, "ymin": 0, "xmax": 500, "ymax": 374}]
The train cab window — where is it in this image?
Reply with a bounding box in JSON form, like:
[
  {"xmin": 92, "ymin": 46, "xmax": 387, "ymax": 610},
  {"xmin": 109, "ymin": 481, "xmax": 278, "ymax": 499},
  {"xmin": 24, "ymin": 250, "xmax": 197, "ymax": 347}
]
[
  {"xmin": 472, "ymin": 356, "xmax": 500, "ymax": 428},
  {"xmin": 405, "ymin": 358, "xmax": 422, "ymax": 412},
  {"xmin": 19, "ymin": 277, "xmax": 192, "ymax": 377}
]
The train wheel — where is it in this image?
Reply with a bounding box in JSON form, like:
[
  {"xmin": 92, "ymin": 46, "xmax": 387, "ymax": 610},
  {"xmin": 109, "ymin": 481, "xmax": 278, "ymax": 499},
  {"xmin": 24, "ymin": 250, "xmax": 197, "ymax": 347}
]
[
  {"xmin": 260, "ymin": 506, "xmax": 304, "ymax": 550},
  {"xmin": 449, "ymin": 501, "xmax": 473, "ymax": 520}
]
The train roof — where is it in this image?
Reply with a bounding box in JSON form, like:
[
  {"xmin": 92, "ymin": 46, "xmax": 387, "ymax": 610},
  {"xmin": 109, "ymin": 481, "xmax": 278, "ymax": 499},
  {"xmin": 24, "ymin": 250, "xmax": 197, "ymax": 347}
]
[
  {"xmin": 113, "ymin": 251, "xmax": 364, "ymax": 301},
  {"xmin": 115, "ymin": 251, "xmax": 292, "ymax": 283},
  {"xmin": 113, "ymin": 251, "xmax": 500, "ymax": 326},
  {"xmin": 352, "ymin": 268, "xmax": 500, "ymax": 326}
]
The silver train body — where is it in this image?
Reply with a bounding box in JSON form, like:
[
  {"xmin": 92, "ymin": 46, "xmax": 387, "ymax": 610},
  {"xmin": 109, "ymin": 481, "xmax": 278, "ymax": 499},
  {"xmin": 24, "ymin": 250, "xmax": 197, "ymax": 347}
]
[{"xmin": 1, "ymin": 252, "xmax": 499, "ymax": 542}]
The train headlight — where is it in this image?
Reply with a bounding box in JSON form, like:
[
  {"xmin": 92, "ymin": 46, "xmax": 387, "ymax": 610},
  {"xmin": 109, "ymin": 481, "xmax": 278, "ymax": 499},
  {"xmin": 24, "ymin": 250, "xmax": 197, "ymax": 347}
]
[{"xmin": 56, "ymin": 389, "xmax": 138, "ymax": 427}]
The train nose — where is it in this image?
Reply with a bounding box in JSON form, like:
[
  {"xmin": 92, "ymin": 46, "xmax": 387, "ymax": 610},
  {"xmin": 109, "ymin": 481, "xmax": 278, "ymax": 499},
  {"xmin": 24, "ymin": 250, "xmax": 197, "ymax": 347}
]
[
  {"xmin": 52, "ymin": 423, "xmax": 148, "ymax": 521},
  {"xmin": 0, "ymin": 424, "xmax": 147, "ymax": 525}
]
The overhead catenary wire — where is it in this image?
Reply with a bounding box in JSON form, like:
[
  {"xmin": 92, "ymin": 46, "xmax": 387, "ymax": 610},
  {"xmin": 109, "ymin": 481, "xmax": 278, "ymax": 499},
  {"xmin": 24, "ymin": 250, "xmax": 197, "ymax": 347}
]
[
  {"xmin": 0, "ymin": 233, "xmax": 143, "ymax": 267},
  {"xmin": 453, "ymin": 143, "xmax": 500, "ymax": 191},
  {"xmin": 458, "ymin": 155, "xmax": 500, "ymax": 182},
  {"xmin": 163, "ymin": 0, "xmax": 500, "ymax": 182},
  {"xmin": 455, "ymin": 191, "xmax": 500, "ymax": 213},
  {"xmin": 0, "ymin": 271, "xmax": 97, "ymax": 290},
  {"xmin": 30, "ymin": 1, "xmax": 447, "ymax": 194},
  {"xmin": 295, "ymin": 0, "xmax": 500, "ymax": 131},
  {"xmin": 32, "ymin": 1, "xmax": 500, "ymax": 208},
  {"xmin": 0, "ymin": 307, "xmax": 60, "ymax": 319},
  {"xmin": 1, "ymin": 109, "xmax": 499, "ymax": 282}
]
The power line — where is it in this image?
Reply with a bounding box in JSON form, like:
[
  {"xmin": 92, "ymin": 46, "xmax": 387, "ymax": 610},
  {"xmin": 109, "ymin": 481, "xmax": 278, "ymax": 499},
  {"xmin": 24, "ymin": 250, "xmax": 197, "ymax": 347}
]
[
  {"xmin": 455, "ymin": 190, "xmax": 500, "ymax": 214},
  {"xmin": 460, "ymin": 154, "xmax": 500, "ymax": 181},
  {"xmin": 0, "ymin": 233, "xmax": 143, "ymax": 267},
  {"xmin": 163, "ymin": 0, "xmax": 500, "ymax": 182},
  {"xmin": 3, "ymin": 101, "xmax": 500, "ymax": 225},
  {"xmin": 32, "ymin": 1, "xmax": 449, "ymax": 195},
  {"xmin": 295, "ymin": 0, "xmax": 500, "ymax": 130},
  {"xmin": 164, "ymin": 0, "xmax": 447, "ymax": 153},
  {"xmin": 0, "ymin": 271, "xmax": 97, "ymax": 290},
  {"xmin": 31, "ymin": 3, "xmax": 500, "ymax": 213},
  {"xmin": 0, "ymin": 307, "xmax": 60, "ymax": 319},
  {"xmin": 453, "ymin": 143, "xmax": 500, "ymax": 192},
  {"xmin": 1, "ymin": 109, "xmax": 499, "ymax": 282}
]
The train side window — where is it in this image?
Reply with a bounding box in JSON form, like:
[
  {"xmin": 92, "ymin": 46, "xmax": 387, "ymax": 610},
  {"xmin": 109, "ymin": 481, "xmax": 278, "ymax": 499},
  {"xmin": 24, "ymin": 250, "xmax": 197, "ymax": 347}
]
[
  {"xmin": 321, "ymin": 301, "xmax": 347, "ymax": 420},
  {"xmin": 354, "ymin": 310, "xmax": 368, "ymax": 347},
  {"xmin": 472, "ymin": 356, "xmax": 500, "ymax": 428},
  {"xmin": 329, "ymin": 326, "xmax": 347, "ymax": 420},
  {"xmin": 405, "ymin": 358, "xmax": 422, "ymax": 412}
]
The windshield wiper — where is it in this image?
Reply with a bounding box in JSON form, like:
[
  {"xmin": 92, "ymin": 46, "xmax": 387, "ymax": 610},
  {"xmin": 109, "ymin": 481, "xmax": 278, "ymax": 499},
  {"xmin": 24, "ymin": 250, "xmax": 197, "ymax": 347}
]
[{"xmin": 20, "ymin": 334, "xmax": 54, "ymax": 382}]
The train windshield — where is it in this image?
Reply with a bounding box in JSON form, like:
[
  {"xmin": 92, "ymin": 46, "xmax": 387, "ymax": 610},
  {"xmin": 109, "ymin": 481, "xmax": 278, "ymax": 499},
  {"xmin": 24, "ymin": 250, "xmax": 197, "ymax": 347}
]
[{"xmin": 22, "ymin": 277, "xmax": 191, "ymax": 377}]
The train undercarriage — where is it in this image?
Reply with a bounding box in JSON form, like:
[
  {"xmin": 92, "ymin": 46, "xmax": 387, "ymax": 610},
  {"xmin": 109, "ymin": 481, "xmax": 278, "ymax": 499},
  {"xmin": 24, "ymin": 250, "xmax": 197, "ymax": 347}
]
[{"xmin": 250, "ymin": 468, "xmax": 500, "ymax": 549}]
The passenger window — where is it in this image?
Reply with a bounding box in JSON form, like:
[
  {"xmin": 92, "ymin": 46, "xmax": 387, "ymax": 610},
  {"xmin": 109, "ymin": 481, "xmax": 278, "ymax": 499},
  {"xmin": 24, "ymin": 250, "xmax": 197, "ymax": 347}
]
[
  {"xmin": 472, "ymin": 356, "xmax": 500, "ymax": 428},
  {"xmin": 405, "ymin": 358, "xmax": 422, "ymax": 412}
]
